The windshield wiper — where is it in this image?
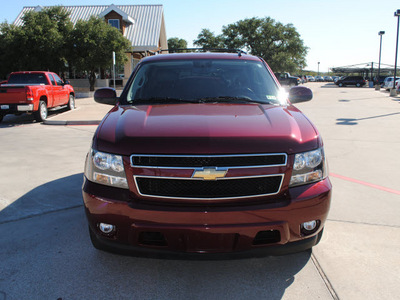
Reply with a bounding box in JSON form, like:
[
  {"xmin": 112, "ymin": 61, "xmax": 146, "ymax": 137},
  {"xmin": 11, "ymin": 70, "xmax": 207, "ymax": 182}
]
[{"xmin": 196, "ymin": 96, "xmax": 272, "ymax": 104}]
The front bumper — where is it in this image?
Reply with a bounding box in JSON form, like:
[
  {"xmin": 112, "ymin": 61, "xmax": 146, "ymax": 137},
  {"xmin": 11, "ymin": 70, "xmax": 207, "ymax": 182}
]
[{"xmin": 82, "ymin": 177, "xmax": 331, "ymax": 256}]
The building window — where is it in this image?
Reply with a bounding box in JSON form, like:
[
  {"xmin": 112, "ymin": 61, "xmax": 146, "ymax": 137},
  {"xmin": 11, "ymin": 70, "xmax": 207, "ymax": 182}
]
[{"xmin": 108, "ymin": 19, "xmax": 120, "ymax": 29}]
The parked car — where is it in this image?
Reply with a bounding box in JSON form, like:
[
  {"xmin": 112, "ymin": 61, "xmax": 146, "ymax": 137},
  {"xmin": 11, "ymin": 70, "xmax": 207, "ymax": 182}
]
[
  {"xmin": 0, "ymin": 71, "xmax": 75, "ymax": 122},
  {"xmin": 323, "ymin": 76, "xmax": 333, "ymax": 82},
  {"xmin": 382, "ymin": 76, "xmax": 400, "ymax": 90},
  {"xmin": 295, "ymin": 75, "xmax": 307, "ymax": 84},
  {"xmin": 374, "ymin": 75, "xmax": 387, "ymax": 86},
  {"xmin": 274, "ymin": 72, "xmax": 299, "ymax": 86},
  {"xmin": 306, "ymin": 75, "xmax": 315, "ymax": 82},
  {"xmin": 314, "ymin": 75, "xmax": 324, "ymax": 82},
  {"xmin": 395, "ymin": 79, "xmax": 400, "ymax": 92},
  {"xmin": 83, "ymin": 52, "xmax": 332, "ymax": 257},
  {"xmin": 335, "ymin": 76, "xmax": 366, "ymax": 87}
]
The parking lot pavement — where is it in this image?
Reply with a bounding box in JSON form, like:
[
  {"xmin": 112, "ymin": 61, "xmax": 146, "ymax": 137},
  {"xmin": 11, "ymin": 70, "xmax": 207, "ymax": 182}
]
[
  {"xmin": 0, "ymin": 96, "xmax": 111, "ymax": 126},
  {"xmin": 0, "ymin": 83, "xmax": 399, "ymax": 299},
  {"xmin": 296, "ymin": 82, "xmax": 400, "ymax": 299},
  {"xmin": 43, "ymin": 97, "xmax": 112, "ymax": 125}
]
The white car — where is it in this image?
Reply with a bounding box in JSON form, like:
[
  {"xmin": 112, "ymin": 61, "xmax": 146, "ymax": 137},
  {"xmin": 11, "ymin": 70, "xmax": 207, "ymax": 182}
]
[
  {"xmin": 306, "ymin": 75, "xmax": 315, "ymax": 82},
  {"xmin": 382, "ymin": 77, "xmax": 400, "ymax": 90}
]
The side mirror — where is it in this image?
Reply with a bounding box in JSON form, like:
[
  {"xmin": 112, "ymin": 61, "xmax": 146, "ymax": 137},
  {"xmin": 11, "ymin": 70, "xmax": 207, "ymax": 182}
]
[
  {"xmin": 94, "ymin": 88, "xmax": 118, "ymax": 105},
  {"xmin": 62, "ymin": 80, "xmax": 70, "ymax": 86},
  {"xmin": 288, "ymin": 86, "xmax": 313, "ymax": 103}
]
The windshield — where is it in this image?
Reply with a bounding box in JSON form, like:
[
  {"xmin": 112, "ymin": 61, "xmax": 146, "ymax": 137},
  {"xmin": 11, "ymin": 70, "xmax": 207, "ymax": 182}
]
[{"xmin": 124, "ymin": 59, "xmax": 283, "ymax": 105}]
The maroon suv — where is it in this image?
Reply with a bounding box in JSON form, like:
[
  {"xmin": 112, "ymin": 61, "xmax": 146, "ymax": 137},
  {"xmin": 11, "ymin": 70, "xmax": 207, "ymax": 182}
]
[{"xmin": 83, "ymin": 52, "xmax": 331, "ymax": 257}]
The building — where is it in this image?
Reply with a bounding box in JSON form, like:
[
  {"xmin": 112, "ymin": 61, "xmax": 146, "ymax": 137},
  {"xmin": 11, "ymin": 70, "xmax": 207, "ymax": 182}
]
[{"xmin": 14, "ymin": 4, "xmax": 168, "ymax": 86}]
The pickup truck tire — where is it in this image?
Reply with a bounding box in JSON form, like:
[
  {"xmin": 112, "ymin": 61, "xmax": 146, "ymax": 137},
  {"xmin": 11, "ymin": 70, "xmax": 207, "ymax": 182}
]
[
  {"xmin": 67, "ymin": 94, "xmax": 75, "ymax": 110},
  {"xmin": 34, "ymin": 101, "xmax": 48, "ymax": 122}
]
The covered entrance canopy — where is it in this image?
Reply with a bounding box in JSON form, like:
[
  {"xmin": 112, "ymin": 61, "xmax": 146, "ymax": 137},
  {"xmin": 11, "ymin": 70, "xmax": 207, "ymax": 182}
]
[{"xmin": 331, "ymin": 62, "xmax": 398, "ymax": 81}]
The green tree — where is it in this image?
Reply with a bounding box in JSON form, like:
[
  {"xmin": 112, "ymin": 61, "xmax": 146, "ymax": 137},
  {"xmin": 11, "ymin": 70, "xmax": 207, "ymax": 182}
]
[
  {"xmin": 0, "ymin": 7, "xmax": 73, "ymax": 78},
  {"xmin": 194, "ymin": 17, "xmax": 308, "ymax": 73},
  {"xmin": 20, "ymin": 7, "xmax": 72, "ymax": 71},
  {"xmin": 0, "ymin": 22, "xmax": 24, "ymax": 79},
  {"xmin": 69, "ymin": 16, "xmax": 130, "ymax": 91},
  {"xmin": 167, "ymin": 37, "xmax": 188, "ymax": 51},
  {"xmin": 193, "ymin": 29, "xmax": 224, "ymax": 49}
]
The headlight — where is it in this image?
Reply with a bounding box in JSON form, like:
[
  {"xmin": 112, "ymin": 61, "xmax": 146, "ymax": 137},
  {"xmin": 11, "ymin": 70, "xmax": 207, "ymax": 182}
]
[
  {"xmin": 85, "ymin": 149, "xmax": 128, "ymax": 189},
  {"xmin": 289, "ymin": 148, "xmax": 327, "ymax": 187}
]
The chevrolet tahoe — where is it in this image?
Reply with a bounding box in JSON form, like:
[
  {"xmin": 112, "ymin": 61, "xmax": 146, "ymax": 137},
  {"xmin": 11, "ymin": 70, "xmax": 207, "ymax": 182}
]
[{"xmin": 83, "ymin": 52, "xmax": 332, "ymax": 257}]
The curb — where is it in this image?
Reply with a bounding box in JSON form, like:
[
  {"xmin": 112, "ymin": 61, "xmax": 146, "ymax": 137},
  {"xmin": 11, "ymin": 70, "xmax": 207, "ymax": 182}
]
[{"xmin": 43, "ymin": 120, "xmax": 101, "ymax": 126}]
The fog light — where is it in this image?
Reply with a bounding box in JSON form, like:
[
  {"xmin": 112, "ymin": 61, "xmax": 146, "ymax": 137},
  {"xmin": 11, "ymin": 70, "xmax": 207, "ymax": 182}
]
[
  {"xmin": 98, "ymin": 223, "xmax": 115, "ymax": 234},
  {"xmin": 301, "ymin": 220, "xmax": 320, "ymax": 236},
  {"xmin": 302, "ymin": 220, "xmax": 317, "ymax": 231}
]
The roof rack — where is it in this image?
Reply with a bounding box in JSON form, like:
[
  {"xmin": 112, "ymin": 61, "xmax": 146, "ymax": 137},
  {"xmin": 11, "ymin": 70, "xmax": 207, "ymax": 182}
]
[{"xmin": 157, "ymin": 48, "xmax": 247, "ymax": 56}]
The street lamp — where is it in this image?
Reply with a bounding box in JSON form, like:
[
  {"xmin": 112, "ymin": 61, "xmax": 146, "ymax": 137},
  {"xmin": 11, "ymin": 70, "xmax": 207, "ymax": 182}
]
[
  {"xmin": 390, "ymin": 9, "xmax": 400, "ymax": 96},
  {"xmin": 318, "ymin": 62, "xmax": 320, "ymax": 76},
  {"xmin": 376, "ymin": 31, "xmax": 385, "ymax": 90}
]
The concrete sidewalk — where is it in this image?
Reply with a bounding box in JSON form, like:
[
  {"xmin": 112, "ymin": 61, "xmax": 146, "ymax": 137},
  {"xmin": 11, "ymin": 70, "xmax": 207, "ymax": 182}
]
[{"xmin": 43, "ymin": 97, "xmax": 112, "ymax": 126}]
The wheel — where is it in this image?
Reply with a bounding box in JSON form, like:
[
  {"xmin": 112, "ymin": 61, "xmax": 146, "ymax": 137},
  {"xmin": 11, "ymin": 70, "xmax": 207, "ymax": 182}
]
[
  {"xmin": 67, "ymin": 94, "xmax": 75, "ymax": 110},
  {"xmin": 356, "ymin": 83, "xmax": 361, "ymax": 87},
  {"xmin": 338, "ymin": 83, "xmax": 344, "ymax": 87},
  {"xmin": 0, "ymin": 114, "xmax": 3, "ymax": 123},
  {"xmin": 34, "ymin": 100, "xmax": 48, "ymax": 122}
]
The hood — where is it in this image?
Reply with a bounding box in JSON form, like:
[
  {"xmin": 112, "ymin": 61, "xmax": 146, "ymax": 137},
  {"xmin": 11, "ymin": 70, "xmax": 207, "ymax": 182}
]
[{"xmin": 95, "ymin": 103, "xmax": 321, "ymax": 155}]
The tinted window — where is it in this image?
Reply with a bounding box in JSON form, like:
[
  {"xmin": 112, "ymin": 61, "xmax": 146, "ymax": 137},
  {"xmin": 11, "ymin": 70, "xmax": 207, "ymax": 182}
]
[
  {"xmin": 52, "ymin": 74, "xmax": 64, "ymax": 86},
  {"xmin": 125, "ymin": 59, "xmax": 281, "ymax": 104},
  {"xmin": 49, "ymin": 75, "xmax": 56, "ymax": 86},
  {"xmin": 8, "ymin": 74, "xmax": 49, "ymax": 85},
  {"xmin": 108, "ymin": 19, "xmax": 120, "ymax": 29}
]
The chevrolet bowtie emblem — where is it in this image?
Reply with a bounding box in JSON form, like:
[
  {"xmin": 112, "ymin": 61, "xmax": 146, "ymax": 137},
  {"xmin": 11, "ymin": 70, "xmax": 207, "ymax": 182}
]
[{"xmin": 192, "ymin": 168, "xmax": 228, "ymax": 180}]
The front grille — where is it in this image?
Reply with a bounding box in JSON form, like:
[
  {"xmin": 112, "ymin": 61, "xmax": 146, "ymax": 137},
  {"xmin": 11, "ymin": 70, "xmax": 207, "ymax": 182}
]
[
  {"xmin": 135, "ymin": 175, "xmax": 283, "ymax": 199},
  {"xmin": 131, "ymin": 154, "xmax": 287, "ymax": 168}
]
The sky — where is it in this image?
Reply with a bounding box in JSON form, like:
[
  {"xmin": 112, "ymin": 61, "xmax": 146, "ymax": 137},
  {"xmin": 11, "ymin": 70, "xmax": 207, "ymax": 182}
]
[{"xmin": 2, "ymin": 0, "xmax": 400, "ymax": 73}]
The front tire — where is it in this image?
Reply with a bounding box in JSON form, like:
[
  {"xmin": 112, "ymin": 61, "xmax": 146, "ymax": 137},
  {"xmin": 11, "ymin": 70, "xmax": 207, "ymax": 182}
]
[
  {"xmin": 356, "ymin": 83, "xmax": 361, "ymax": 87},
  {"xmin": 0, "ymin": 114, "xmax": 4, "ymax": 123},
  {"xmin": 67, "ymin": 94, "xmax": 75, "ymax": 110},
  {"xmin": 34, "ymin": 100, "xmax": 48, "ymax": 122}
]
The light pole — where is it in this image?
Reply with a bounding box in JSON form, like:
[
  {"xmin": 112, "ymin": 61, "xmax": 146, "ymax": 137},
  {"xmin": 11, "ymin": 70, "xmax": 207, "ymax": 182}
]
[
  {"xmin": 318, "ymin": 62, "xmax": 320, "ymax": 76},
  {"xmin": 390, "ymin": 9, "xmax": 400, "ymax": 96},
  {"xmin": 376, "ymin": 31, "xmax": 385, "ymax": 90}
]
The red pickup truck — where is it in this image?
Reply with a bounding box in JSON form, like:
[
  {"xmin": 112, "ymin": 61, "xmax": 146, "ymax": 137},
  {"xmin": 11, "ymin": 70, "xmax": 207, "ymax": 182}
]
[{"xmin": 0, "ymin": 71, "xmax": 75, "ymax": 122}]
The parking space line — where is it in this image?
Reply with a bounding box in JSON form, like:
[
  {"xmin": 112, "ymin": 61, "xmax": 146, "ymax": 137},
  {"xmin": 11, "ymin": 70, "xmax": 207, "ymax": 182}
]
[{"xmin": 330, "ymin": 173, "xmax": 400, "ymax": 195}]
